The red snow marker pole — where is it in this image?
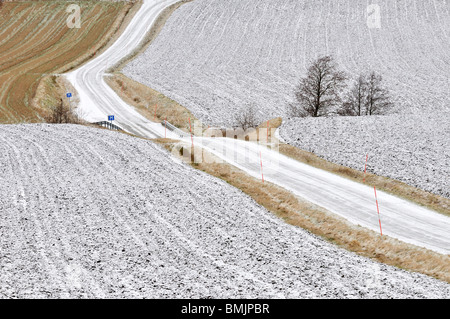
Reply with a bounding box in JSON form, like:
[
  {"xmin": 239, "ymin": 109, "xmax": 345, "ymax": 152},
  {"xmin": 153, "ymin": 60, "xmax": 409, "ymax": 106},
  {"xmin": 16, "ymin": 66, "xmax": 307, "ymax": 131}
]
[
  {"xmin": 260, "ymin": 151, "xmax": 264, "ymax": 183},
  {"xmin": 363, "ymin": 154, "xmax": 368, "ymax": 182},
  {"xmin": 374, "ymin": 186, "xmax": 383, "ymax": 236}
]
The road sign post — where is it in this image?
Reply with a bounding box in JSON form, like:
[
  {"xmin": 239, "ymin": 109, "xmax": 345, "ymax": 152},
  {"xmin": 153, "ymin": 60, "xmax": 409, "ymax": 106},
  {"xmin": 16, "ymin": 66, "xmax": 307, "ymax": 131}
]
[
  {"xmin": 108, "ymin": 115, "xmax": 114, "ymax": 128},
  {"xmin": 66, "ymin": 93, "xmax": 72, "ymax": 115}
]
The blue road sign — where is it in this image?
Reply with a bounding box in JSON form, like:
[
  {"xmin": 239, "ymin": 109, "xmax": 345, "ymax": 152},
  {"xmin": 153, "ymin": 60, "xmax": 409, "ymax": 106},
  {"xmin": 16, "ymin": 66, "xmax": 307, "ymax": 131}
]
[
  {"xmin": 66, "ymin": 93, "xmax": 72, "ymax": 98},
  {"xmin": 108, "ymin": 115, "xmax": 114, "ymax": 121}
]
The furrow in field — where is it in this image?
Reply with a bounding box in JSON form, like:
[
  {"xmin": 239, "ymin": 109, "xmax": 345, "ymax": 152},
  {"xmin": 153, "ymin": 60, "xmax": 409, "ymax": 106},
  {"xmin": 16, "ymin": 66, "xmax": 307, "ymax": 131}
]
[{"xmin": 0, "ymin": 134, "xmax": 70, "ymax": 297}]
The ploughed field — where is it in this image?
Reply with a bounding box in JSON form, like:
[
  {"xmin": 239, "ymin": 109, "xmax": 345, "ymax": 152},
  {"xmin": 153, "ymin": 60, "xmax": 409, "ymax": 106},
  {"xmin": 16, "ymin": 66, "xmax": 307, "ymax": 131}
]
[
  {"xmin": 0, "ymin": 124, "xmax": 449, "ymax": 298},
  {"xmin": 124, "ymin": 0, "xmax": 450, "ymax": 126},
  {"xmin": 0, "ymin": 0, "xmax": 131, "ymax": 123}
]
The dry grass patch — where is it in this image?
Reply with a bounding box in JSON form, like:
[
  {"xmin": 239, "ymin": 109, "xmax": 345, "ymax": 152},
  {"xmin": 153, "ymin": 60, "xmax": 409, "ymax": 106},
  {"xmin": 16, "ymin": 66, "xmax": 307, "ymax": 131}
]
[
  {"xmin": 34, "ymin": 74, "xmax": 81, "ymax": 119},
  {"xmin": 155, "ymin": 138, "xmax": 450, "ymax": 283},
  {"xmin": 258, "ymin": 117, "xmax": 283, "ymax": 130},
  {"xmin": 105, "ymin": 73, "xmax": 199, "ymax": 133}
]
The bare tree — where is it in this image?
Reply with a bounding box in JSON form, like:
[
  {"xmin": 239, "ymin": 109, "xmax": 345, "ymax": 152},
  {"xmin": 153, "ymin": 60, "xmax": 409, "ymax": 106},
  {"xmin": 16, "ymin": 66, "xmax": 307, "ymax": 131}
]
[
  {"xmin": 340, "ymin": 74, "xmax": 368, "ymax": 116},
  {"xmin": 45, "ymin": 98, "xmax": 81, "ymax": 124},
  {"xmin": 234, "ymin": 104, "xmax": 259, "ymax": 130},
  {"xmin": 365, "ymin": 71, "xmax": 393, "ymax": 115},
  {"xmin": 340, "ymin": 71, "xmax": 393, "ymax": 116},
  {"xmin": 290, "ymin": 55, "xmax": 347, "ymax": 117}
]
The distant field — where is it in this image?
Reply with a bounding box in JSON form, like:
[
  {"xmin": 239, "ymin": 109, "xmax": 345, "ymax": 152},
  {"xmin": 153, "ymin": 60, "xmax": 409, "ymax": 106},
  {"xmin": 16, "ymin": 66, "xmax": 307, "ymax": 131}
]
[
  {"xmin": 0, "ymin": 0, "xmax": 133, "ymax": 123},
  {"xmin": 124, "ymin": 0, "xmax": 450, "ymax": 126}
]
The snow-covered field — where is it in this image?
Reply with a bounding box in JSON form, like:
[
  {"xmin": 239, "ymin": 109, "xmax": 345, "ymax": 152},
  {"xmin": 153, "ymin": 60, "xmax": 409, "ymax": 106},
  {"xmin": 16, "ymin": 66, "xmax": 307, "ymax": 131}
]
[
  {"xmin": 124, "ymin": 0, "xmax": 450, "ymax": 126},
  {"xmin": 280, "ymin": 112, "xmax": 450, "ymax": 198},
  {"xmin": 123, "ymin": 0, "xmax": 449, "ymax": 198},
  {"xmin": 0, "ymin": 124, "xmax": 449, "ymax": 298}
]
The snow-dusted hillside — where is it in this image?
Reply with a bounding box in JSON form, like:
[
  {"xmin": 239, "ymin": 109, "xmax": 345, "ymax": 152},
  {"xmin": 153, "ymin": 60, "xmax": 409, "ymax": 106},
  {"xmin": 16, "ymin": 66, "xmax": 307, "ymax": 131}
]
[
  {"xmin": 124, "ymin": 0, "xmax": 450, "ymax": 126},
  {"xmin": 123, "ymin": 0, "xmax": 449, "ymax": 198},
  {"xmin": 0, "ymin": 124, "xmax": 449, "ymax": 298},
  {"xmin": 280, "ymin": 113, "xmax": 450, "ymax": 198}
]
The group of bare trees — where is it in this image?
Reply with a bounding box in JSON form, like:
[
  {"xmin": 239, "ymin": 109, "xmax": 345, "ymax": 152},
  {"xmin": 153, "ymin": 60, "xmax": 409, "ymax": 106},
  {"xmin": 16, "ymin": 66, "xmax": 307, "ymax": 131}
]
[{"xmin": 289, "ymin": 55, "xmax": 393, "ymax": 118}]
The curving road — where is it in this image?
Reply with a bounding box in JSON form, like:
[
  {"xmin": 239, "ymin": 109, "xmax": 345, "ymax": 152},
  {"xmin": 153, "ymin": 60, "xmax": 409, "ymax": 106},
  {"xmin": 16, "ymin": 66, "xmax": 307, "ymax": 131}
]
[
  {"xmin": 65, "ymin": 0, "xmax": 450, "ymax": 254},
  {"xmin": 66, "ymin": 0, "xmax": 180, "ymax": 138}
]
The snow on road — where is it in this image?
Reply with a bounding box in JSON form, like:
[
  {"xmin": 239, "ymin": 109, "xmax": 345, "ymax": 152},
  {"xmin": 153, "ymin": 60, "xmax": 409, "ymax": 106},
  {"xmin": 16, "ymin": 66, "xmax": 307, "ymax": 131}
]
[
  {"xmin": 65, "ymin": 0, "xmax": 181, "ymax": 138},
  {"xmin": 0, "ymin": 124, "xmax": 449, "ymax": 298},
  {"xmin": 198, "ymin": 136, "xmax": 450, "ymax": 255}
]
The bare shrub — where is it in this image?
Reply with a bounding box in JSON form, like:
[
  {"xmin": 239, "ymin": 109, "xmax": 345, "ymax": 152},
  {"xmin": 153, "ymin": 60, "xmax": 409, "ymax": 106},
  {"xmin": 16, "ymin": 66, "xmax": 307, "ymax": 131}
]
[
  {"xmin": 234, "ymin": 104, "xmax": 259, "ymax": 130},
  {"xmin": 45, "ymin": 98, "xmax": 83, "ymax": 124},
  {"xmin": 340, "ymin": 71, "xmax": 393, "ymax": 116}
]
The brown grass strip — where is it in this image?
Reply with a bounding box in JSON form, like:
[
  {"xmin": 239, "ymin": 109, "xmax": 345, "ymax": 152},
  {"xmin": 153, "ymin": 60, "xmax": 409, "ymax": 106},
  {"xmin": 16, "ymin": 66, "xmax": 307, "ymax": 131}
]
[{"xmin": 105, "ymin": 73, "xmax": 199, "ymax": 132}]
